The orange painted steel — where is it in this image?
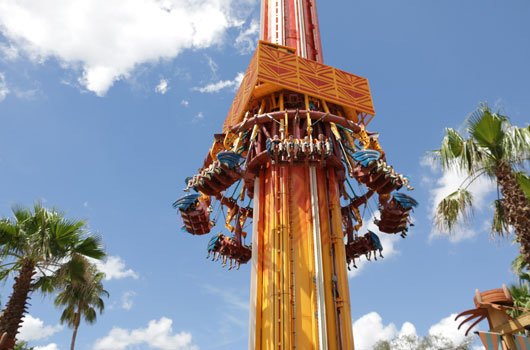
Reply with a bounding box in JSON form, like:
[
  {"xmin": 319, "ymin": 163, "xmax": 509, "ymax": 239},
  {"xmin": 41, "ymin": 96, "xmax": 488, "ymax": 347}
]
[
  {"xmin": 174, "ymin": 1, "xmax": 416, "ymax": 350},
  {"xmin": 251, "ymin": 164, "xmax": 354, "ymax": 349},
  {"xmin": 222, "ymin": 41, "xmax": 375, "ymax": 132}
]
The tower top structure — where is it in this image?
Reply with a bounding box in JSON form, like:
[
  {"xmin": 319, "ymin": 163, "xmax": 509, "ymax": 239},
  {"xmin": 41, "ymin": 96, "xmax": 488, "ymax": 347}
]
[
  {"xmin": 174, "ymin": 2, "xmax": 418, "ymax": 350},
  {"xmin": 260, "ymin": 0, "xmax": 323, "ymax": 62}
]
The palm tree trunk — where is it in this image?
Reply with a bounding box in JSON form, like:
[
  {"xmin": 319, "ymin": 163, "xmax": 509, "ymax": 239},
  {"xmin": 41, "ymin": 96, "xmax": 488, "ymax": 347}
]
[
  {"xmin": 495, "ymin": 163, "xmax": 530, "ymax": 264},
  {"xmin": 0, "ymin": 263, "xmax": 36, "ymax": 349},
  {"xmin": 70, "ymin": 312, "xmax": 80, "ymax": 350}
]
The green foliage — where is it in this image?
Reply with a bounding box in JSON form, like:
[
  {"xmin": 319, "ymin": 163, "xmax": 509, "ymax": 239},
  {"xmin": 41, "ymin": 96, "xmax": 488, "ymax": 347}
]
[
  {"xmin": 14, "ymin": 341, "xmax": 34, "ymax": 350},
  {"xmin": 431, "ymin": 103, "xmax": 530, "ymax": 237},
  {"xmin": 467, "ymin": 106, "xmax": 506, "ymax": 158},
  {"xmin": 508, "ymin": 283, "xmax": 530, "ymax": 318},
  {"xmin": 54, "ymin": 256, "xmax": 108, "ymax": 325},
  {"xmin": 373, "ymin": 334, "xmax": 472, "ymax": 350},
  {"xmin": 0, "ymin": 202, "xmax": 106, "ymax": 343},
  {"xmin": 509, "ymin": 254, "xmax": 530, "ymax": 318},
  {"xmin": 373, "ymin": 340, "xmax": 391, "ymax": 350},
  {"xmin": 491, "ymin": 199, "xmax": 509, "ymax": 237},
  {"xmin": 54, "ymin": 255, "xmax": 108, "ymax": 349},
  {"xmin": 512, "ymin": 254, "xmax": 528, "ymax": 276},
  {"xmin": 435, "ymin": 189, "xmax": 473, "ymax": 232},
  {"xmin": 0, "ymin": 202, "xmax": 106, "ymax": 289}
]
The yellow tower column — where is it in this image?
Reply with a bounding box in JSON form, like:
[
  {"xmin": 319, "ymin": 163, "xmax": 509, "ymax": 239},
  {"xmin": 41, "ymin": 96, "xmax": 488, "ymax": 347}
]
[{"xmin": 250, "ymin": 163, "xmax": 354, "ymax": 350}]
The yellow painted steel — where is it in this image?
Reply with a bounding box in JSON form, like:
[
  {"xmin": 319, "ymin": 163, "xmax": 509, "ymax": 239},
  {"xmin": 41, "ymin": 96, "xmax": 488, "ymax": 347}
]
[
  {"xmin": 223, "ymin": 41, "xmax": 375, "ymax": 131},
  {"xmin": 315, "ymin": 168, "xmax": 338, "ymax": 349},
  {"xmin": 252, "ymin": 164, "xmax": 354, "ymax": 349},
  {"xmin": 328, "ymin": 169, "xmax": 355, "ymax": 350}
]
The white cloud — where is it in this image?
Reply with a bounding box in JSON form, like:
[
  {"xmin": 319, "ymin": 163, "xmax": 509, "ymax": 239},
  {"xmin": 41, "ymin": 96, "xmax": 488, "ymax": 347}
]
[
  {"xmin": 155, "ymin": 78, "xmax": 169, "ymax": 94},
  {"xmin": 18, "ymin": 315, "xmax": 63, "ymax": 342},
  {"xmin": 194, "ymin": 112, "xmax": 205, "ymax": 120},
  {"xmin": 205, "ymin": 55, "xmax": 218, "ymax": 74},
  {"xmin": 353, "ymin": 312, "xmax": 474, "ymax": 350},
  {"xmin": 419, "ymin": 154, "xmax": 437, "ymax": 172},
  {"xmin": 13, "ymin": 88, "xmax": 39, "ymax": 100},
  {"xmin": 201, "ymin": 284, "xmax": 248, "ymax": 333},
  {"xmin": 423, "ymin": 158, "xmax": 495, "ymax": 242},
  {"xmin": 352, "ymin": 312, "xmax": 399, "ymax": 350},
  {"xmin": 398, "ymin": 322, "xmax": 417, "ymax": 337},
  {"xmin": 193, "ymin": 72, "xmax": 244, "ymax": 93},
  {"xmin": 94, "ymin": 317, "xmax": 198, "ymax": 350},
  {"xmin": 121, "ymin": 291, "xmax": 136, "ymax": 311},
  {"xmin": 0, "ymin": 72, "xmax": 9, "ymax": 101},
  {"xmin": 348, "ymin": 214, "xmax": 402, "ymax": 278},
  {"xmin": 91, "ymin": 256, "xmax": 139, "ymax": 281},
  {"xmin": 0, "ymin": 42, "xmax": 19, "ymax": 60},
  {"xmin": 429, "ymin": 313, "xmax": 475, "ymax": 346},
  {"xmin": 0, "ymin": 0, "xmax": 254, "ymax": 96},
  {"xmin": 202, "ymin": 284, "xmax": 248, "ymax": 312},
  {"xmin": 181, "ymin": 100, "xmax": 189, "ymax": 107},
  {"xmin": 234, "ymin": 19, "xmax": 259, "ymax": 53},
  {"xmin": 35, "ymin": 344, "xmax": 59, "ymax": 350}
]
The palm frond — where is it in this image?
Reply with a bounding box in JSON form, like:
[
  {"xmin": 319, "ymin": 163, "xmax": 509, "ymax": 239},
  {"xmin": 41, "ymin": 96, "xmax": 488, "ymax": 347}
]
[
  {"xmin": 33, "ymin": 275, "xmax": 57, "ymax": 294},
  {"xmin": 0, "ymin": 268, "xmax": 12, "ymax": 281},
  {"xmin": 11, "ymin": 205, "xmax": 32, "ymax": 225},
  {"xmin": 92, "ymin": 297, "xmax": 105, "ymax": 315},
  {"xmin": 53, "ymin": 257, "xmax": 108, "ymax": 331},
  {"xmin": 53, "ymin": 219, "xmax": 86, "ymax": 249},
  {"xmin": 459, "ymin": 138, "xmax": 489, "ymax": 175},
  {"xmin": 432, "ymin": 128, "xmax": 465, "ymax": 170},
  {"xmin": 435, "ymin": 189, "xmax": 474, "ymax": 232},
  {"xmin": 84, "ymin": 307, "xmax": 97, "ymax": 324},
  {"xmin": 59, "ymin": 305, "xmax": 76, "ymax": 327},
  {"xmin": 503, "ymin": 125, "xmax": 530, "ymax": 163},
  {"xmin": 512, "ymin": 254, "xmax": 528, "ymax": 275},
  {"xmin": 467, "ymin": 105, "xmax": 506, "ymax": 158},
  {"xmin": 491, "ymin": 199, "xmax": 510, "ymax": 237},
  {"xmin": 508, "ymin": 283, "xmax": 530, "ymax": 318},
  {"xmin": 520, "ymin": 272, "xmax": 530, "ymax": 284},
  {"xmin": 74, "ymin": 235, "xmax": 106, "ymax": 260}
]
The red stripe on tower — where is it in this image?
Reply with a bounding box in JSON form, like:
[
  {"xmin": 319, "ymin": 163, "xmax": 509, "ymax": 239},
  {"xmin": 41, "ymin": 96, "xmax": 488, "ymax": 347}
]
[{"xmin": 261, "ymin": 0, "xmax": 323, "ymax": 63}]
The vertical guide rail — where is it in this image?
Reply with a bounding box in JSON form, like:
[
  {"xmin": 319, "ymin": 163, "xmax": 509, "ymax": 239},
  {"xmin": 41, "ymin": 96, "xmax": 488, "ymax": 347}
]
[
  {"xmin": 309, "ymin": 167, "xmax": 329, "ymax": 350},
  {"xmin": 287, "ymin": 166, "xmax": 297, "ymax": 349},
  {"xmin": 249, "ymin": 177, "xmax": 261, "ymax": 350},
  {"xmin": 328, "ymin": 169, "xmax": 355, "ymax": 349},
  {"xmin": 281, "ymin": 165, "xmax": 293, "ymax": 349},
  {"xmin": 295, "ymin": 0, "xmax": 308, "ymax": 58},
  {"xmin": 274, "ymin": 161, "xmax": 281, "ymax": 349},
  {"xmin": 272, "ymin": 163, "xmax": 279, "ymax": 348}
]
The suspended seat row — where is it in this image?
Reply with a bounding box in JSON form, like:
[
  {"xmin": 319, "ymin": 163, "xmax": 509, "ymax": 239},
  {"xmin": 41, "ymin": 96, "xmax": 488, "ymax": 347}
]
[
  {"xmin": 375, "ymin": 193, "xmax": 418, "ymax": 237},
  {"xmin": 206, "ymin": 233, "xmax": 252, "ymax": 270},
  {"xmin": 185, "ymin": 152, "xmax": 245, "ymax": 196},
  {"xmin": 265, "ymin": 134, "xmax": 333, "ymax": 162},
  {"xmin": 345, "ymin": 231, "xmax": 383, "ymax": 270},
  {"xmin": 172, "ymin": 193, "xmax": 213, "ymax": 235},
  {"xmin": 350, "ymin": 150, "xmax": 413, "ymax": 195}
]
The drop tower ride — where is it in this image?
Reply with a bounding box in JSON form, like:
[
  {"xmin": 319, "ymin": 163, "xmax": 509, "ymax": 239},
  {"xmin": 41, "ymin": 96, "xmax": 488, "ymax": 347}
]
[{"xmin": 173, "ymin": 1, "xmax": 418, "ymax": 349}]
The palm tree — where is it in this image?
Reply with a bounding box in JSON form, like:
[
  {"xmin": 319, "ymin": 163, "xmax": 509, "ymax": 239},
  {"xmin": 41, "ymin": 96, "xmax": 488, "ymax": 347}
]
[
  {"xmin": 508, "ymin": 254, "xmax": 530, "ymax": 320},
  {"xmin": 0, "ymin": 203, "xmax": 105, "ymax": 349},
  {"xmin": 432, "ymin": 103, "xmax": 530, "ymax": 262},
  {"xmin": 54, "ymin": 255, "xmax": 108, "ymax": 350},
  {"xmin": 13, "ymin": 341, "xmax": 33, "ymax": 350}
]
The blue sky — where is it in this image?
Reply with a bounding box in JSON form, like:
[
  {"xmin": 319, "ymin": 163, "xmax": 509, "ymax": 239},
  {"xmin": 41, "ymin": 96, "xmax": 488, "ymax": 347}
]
[{"xmin": 0, "ymin": 0, "xmax": 529, "ymax": 349}]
